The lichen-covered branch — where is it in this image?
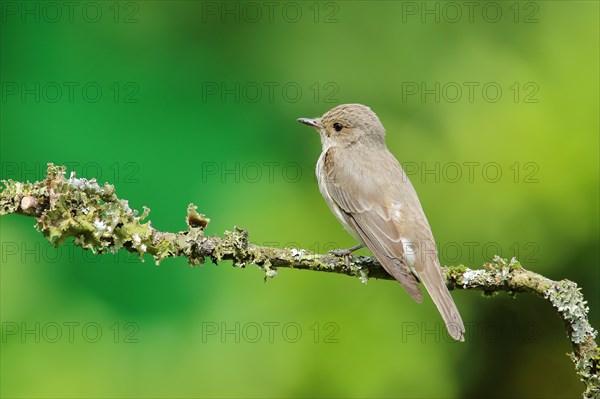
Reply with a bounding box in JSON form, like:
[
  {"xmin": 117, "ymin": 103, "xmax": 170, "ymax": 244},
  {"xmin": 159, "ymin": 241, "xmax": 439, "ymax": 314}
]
[{"xmin": 1, "ymin": 164, "xmax": 598, "ymax": 398}]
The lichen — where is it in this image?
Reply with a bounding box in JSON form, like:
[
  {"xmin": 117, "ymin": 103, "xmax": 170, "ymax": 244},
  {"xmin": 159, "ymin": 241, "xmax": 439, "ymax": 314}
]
[
  {"xmin": 186, "ymin": 203, "xmax": 210, "ymax": 229},
  {"xmin": 446, "ymin": 264, "xmax": 468, "ymax": 276},
  {"xmin": 357, "ymin": 267, "xmax": 369, "ymax": 284},
  {"xmin": 263, "ymin": 260, "xmax": 278, "ymax": 280},
  {"xmin": 212, "ymin": 226, "xmax": 250, "ymax": 267},
  {"xmin": 460, "ymin": 268, "xmax": 487, "ymax": 288},
  {"xmin": 2, "ymin": 163, "xmax": 157, "ymax": 261},
  {"xmin": 544, "ymin": 281, "xmax": 598, "ymax": 345},
  {"xmin": 574, "ymin": 347, "xmax": 600, "ymax": 399}
]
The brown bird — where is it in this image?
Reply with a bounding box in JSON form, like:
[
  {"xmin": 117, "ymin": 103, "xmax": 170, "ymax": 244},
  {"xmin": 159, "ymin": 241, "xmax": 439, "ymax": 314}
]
[{"xmin": 298, "ymin": 104, "xmax": 465, "ymax": 341}]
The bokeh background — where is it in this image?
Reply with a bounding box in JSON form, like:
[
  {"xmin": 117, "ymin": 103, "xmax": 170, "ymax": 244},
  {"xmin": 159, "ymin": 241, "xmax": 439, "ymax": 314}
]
[{"xmin": 1, "ymin": 1, "xmax": 598, "ymax": 398}]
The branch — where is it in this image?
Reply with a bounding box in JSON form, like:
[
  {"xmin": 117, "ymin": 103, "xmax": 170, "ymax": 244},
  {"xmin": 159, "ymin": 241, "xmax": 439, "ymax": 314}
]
[{"xmin": 1, "ymin": 164, "xmax": 598, "ymax": 398}]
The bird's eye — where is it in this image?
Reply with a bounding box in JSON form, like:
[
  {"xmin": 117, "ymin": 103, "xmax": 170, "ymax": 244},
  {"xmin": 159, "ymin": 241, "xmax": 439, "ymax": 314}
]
[{"xmin": 333, "ymin": 123, "xmax": 343, "ymax": 132}]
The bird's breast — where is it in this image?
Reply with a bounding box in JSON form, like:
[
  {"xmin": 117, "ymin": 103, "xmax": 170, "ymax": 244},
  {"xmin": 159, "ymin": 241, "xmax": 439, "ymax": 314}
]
[{"xmin": 315, "ymin": 148, "xmax": 363, "ymax": 243}]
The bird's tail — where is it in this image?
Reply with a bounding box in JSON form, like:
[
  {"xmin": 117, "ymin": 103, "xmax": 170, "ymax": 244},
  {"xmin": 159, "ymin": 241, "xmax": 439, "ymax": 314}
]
[{"xmin": 418, "ymin": 256, "xmax": 465, "ymax": 342}]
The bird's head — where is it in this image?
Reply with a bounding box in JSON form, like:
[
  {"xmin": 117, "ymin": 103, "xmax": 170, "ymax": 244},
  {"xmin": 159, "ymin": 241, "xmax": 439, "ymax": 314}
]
[{"xmin": 297, "ymin": 103, "xmax": 386, "ymax": 149}]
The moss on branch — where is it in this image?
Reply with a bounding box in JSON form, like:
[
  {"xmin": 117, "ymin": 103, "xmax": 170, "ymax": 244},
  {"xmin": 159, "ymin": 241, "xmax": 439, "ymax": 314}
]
[{"xmin": 1, "ymin": 164, "xmax": 598, "ymax": 398}]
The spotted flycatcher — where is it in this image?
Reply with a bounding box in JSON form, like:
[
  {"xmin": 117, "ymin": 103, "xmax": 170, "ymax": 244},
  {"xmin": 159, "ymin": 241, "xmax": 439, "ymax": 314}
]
[{"xmin": 298, "ymin": 103, "xmax": 465, "ymax": 341}]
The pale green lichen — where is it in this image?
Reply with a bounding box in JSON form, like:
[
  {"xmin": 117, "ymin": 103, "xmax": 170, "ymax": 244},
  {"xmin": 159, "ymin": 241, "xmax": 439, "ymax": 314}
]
[
  {"xmin": 574, "ymin": 352, "xmax": 600, "ymax": 399},
  {"xmin": 461, "ymin": 268, "xmax": 487, "ymax": 288},
  {"xmin": 1, "ymin": 164, "xmax": 171, "ymax": 264},
  {"xmin": 212, "ymin": 226, "xmax": 249, "ymax": 267},
  {"xmin": 262, "ymin": 259, "xmax": 278, "ymax": 280},
  {"xmin": 544, "ymin": 281, "xmax": 597, "ymax": 345},
  {"xmin": 186, "ymin": 203, "xmax": 209, "ymax": 229},
  {"xmin": 357, "ymin": 267, "xmax": 369, "ymax": 284}
]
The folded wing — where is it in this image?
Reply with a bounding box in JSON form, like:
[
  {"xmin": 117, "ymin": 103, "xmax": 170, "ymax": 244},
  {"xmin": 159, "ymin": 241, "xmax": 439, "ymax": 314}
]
[{"xmin": 320, "ymin": 147, "xmax": 465, "ymax": 341}]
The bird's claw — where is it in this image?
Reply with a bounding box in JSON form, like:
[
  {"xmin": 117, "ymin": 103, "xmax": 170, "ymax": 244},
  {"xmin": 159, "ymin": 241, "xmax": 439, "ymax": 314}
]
[
  {"xmin": 328, "ymin": 244, "xmax": 363, "ymax": 269},
  {"xmin": 329, "ymin": 248, "xmax": 353, "ymax": 257}
]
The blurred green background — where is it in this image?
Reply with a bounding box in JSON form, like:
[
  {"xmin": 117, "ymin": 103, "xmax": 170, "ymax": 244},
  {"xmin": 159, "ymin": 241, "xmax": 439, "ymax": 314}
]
[{"xmin": 1, "ymin": 1, "xmax": 598, "ymax": 398}]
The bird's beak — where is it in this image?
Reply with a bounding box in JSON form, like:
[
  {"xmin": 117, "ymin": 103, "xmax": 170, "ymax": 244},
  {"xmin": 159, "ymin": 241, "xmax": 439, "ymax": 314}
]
[{"xmin": 297, "ymin": 118, "xmax": 322, "ymax": 129}]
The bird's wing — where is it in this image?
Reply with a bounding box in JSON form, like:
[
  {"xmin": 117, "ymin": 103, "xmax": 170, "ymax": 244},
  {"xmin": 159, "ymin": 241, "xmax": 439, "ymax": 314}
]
[{"xmin": 320, "ymin": 147, "xmax": 423, "ymax": 302}]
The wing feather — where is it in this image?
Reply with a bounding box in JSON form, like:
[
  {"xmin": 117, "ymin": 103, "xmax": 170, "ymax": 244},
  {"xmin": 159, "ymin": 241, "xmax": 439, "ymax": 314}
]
[{"xmin": 320, "ymin": 147, "xmax": 422, "ymax": 301}]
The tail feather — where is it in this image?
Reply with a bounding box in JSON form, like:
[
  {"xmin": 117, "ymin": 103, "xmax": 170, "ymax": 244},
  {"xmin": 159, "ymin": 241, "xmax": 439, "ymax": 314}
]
[{"xmin": 418, "ymin": 259, "xmax": 465, "ymax": 342}]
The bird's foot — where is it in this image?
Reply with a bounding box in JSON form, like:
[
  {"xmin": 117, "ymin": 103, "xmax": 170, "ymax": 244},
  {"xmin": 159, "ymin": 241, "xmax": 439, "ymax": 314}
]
[{"xmin": 329, "ymin": 244, "xmax": 363, "ymax": 268}]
